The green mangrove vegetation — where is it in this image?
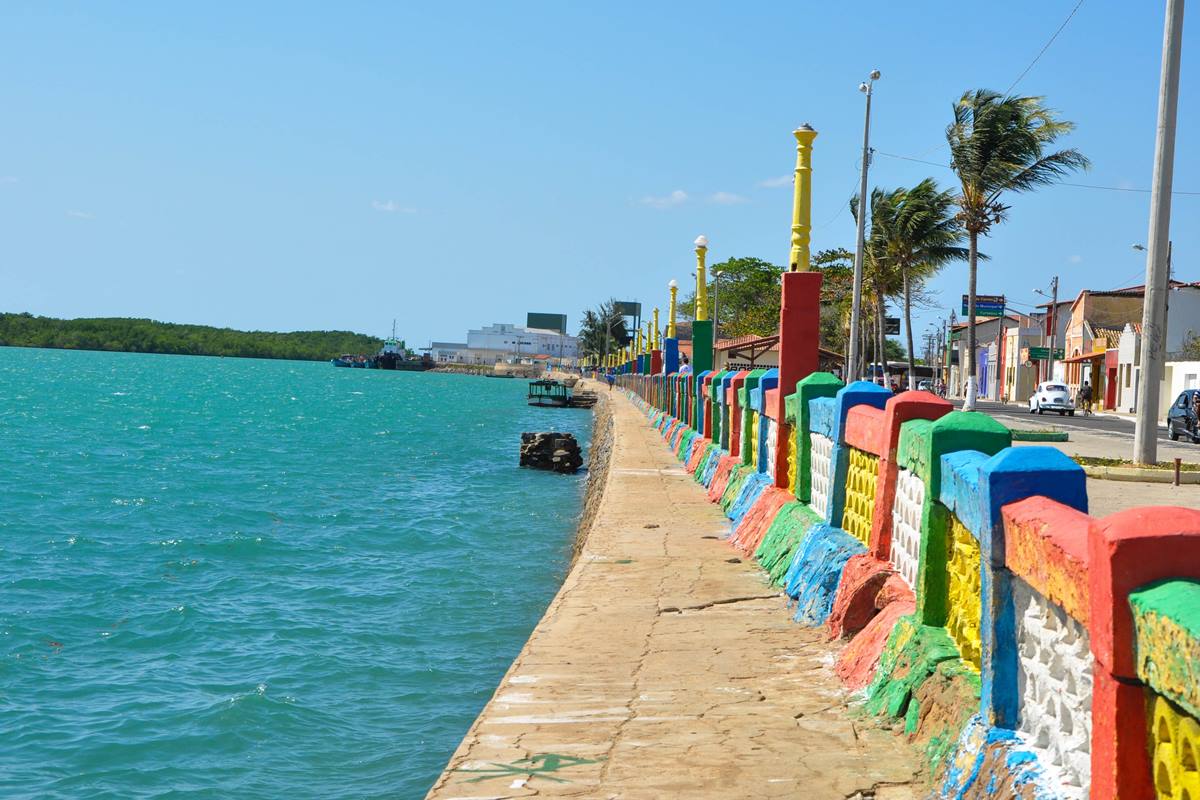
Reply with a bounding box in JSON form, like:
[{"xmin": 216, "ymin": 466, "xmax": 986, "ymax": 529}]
[{"xmin": 0, "ymin": 313, "xmax": 383, "ymax": 361}]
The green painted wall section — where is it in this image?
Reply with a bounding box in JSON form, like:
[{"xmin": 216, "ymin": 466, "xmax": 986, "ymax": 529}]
[
  {"xmin": 865, "ymin": 615, "xmax": 981, "ymax": 775},
  {"xmin": 896, "ymin": 410, "xmax": 1012, "ymax": 489},
  {"xmin": 792, "ymin": 372, "xmax": 844, "ymax": 503},
  {"xmin": 692, "ymin": 320, "xmax": 713, "ymax": 374},
  {"xmin": 1131, "ymin": 579, "xmax": 1200, "ymax": 719},
  {"xmin": 738, "ymin": 370, "xmax": 768, "ymax": 467},
  {"xmin": 720, "ymin": 466, "xmax": 754, "ymax": 515},
  {"xmin": 754, "ymin": 501, "xmax": 822, "ymax": 586}
]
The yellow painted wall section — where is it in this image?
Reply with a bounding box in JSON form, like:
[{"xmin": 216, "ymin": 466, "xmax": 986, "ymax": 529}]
[
  {"xmin": 787, "ymin": 431, "xmax": 797, "ymax": 495},
  {"xmin": 750, "ymin": 412, "xmax": 759, "ymax": 470},
  {"xmin": 841, "ymin": 447, "xmax": 879, "ymax": 547},
  {"xmin": 946, "ymin": 513, "xmax": 982, "ymax": 671},
  {"xmin": 1152, "ymin": 694, "xmax": 1200, "ymax": 800}
]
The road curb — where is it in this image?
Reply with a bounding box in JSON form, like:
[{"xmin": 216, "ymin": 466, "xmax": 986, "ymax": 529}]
[
  {"xmin": 1081, "ymin": 465, "xmax": 1200, "ymax": 484},
  {"xmin": 1010, "ymin": 430, "xmax": 1069, "ymax": 442}
]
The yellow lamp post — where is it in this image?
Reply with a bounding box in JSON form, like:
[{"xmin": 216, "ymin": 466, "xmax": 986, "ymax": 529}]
[
  {"xmin": 692, "ymin": 236, "xmax": 714, "ymax": 375},
  {"xmin": 667, "ymin": 279, "xmax": 678, "ymax": 338},
  {"xmin": 652, "ymin": 308, "xmax": 660, "ymax": 350},
  {"xmin": 789, "ymin": 124, "xmax": 818, "ymax": 272}
]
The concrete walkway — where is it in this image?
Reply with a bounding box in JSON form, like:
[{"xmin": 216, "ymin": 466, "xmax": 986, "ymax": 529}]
[{"xmin": 425, "ymin": 393, "xmax": 922, "ymax": 800}]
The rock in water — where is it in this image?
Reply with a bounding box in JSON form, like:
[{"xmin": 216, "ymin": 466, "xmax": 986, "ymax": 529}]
[{"xmin": 520, "ymin": 432, "xmax": 583, "ymax": 473}]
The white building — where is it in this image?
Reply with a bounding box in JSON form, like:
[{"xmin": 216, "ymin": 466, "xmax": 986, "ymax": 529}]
[
  {"xmin": 466, "ymin": 323, "xmax": 579, "ymax": 362},
  {"xmin": 429, "ymin": 342, "xmax": 468, "ymax": 363},
  {"xmin": 1110, "ymin": 283, "xmax": 1200, "ymax": 417}
]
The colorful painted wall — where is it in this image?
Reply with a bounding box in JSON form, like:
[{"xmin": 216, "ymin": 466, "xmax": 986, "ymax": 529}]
[{"xmin": 611, "ymin": 369, "xmax": 1200, "ymax": 800}]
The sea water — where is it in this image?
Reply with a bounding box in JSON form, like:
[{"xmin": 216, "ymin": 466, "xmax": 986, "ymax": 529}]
[{"xmin": 0, "ymin": 348, "xmax": 593, "ymax": 799}]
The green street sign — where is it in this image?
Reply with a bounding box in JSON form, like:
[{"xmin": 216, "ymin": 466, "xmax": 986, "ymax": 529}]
[
  {"xmin": 963, "ymin": 294, "xmax": 1005, "ymax": 317},
  {"xmin": 1028, "ymin": 346, "xmax": 1065, "ymax": 360}
]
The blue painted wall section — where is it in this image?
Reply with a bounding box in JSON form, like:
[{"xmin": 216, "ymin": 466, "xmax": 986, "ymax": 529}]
[
  {"xmin": 782, "ymin": 523, "xmax": 867, "ymax": 626},
  {"xmin": 728, "ymin": 471, "xmax": 772, "ymax": 525},
  {"xmin": 664, "ymin": 338, "xmax": 679, "ymax": 375},
  {"xmin": 938, "ymin": 446, "xmax": 1089, "ymax": 729},
  {"xmin": 825, "ymin": 381, "xmax": 891, "ymax": 526}
]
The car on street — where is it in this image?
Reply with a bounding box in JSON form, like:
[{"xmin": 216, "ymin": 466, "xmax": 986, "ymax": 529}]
[
  {"xmin": 1028, "ymin": 381, "xmax": 1075, "ymax": 416},
  {"xmin": 1167, "ymin": 389, "xmax": 1200, "ymax": 442},
  {"xmin": 917, "ymin": 379, "xmax": 933, "ymax": 392}
]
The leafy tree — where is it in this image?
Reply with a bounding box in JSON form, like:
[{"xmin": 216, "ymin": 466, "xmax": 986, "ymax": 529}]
[
  {"xmin": 947, "ymin": 89, "xmax": 1088, "ymax": 409},
  {"xmin": 813, "ymin": 248, "xmax": 854, "ymax": 355},
  {"xmin": 868, "ymin": 179, "xmax": 970, "ymax": 388},
  {"xmin": 679, "ymin": 256, "xmax": 783, "ymax": 338}
]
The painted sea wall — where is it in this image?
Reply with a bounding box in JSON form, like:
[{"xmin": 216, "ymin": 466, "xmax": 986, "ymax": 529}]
[{"xmin": 616, "ymin": 371, "xmax": 1200, "ymax": 800}]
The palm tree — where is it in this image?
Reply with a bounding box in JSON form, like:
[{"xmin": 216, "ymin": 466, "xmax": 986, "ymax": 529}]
[
  {"xmin": 947, "ymin": 89, "xmax": 1088, "ymax": 410},
  {"xmin": 577, "ymin": 299, "xmax": 628, "ymax": 362},
  {"xmin": 870, "ymin": 178, "xmax": 971, "ymax": 389},
  {"xmin": 853, "ymin": 188, "xmax": 904, "ymax": 384}
]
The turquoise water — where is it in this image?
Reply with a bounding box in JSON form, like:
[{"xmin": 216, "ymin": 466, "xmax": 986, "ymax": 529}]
[{"xmin": 0, "ymin": 348, "xmax": 592, "ymax": 799}]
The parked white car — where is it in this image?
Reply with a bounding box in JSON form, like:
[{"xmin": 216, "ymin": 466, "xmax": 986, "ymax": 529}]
[{"xmin": 1028, "ymin": 381, "xmax": 1075, "ymax": 416}]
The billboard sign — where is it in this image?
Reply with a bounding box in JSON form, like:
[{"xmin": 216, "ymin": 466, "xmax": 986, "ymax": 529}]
[
  {"xmin": 613, "ymin": 301, "xmax": 641, "ymax": 319},
  {"xmin": 526, "ymin": 313, "xmax": 567, "ymax": 334},
  {"xmin": 884, "ymin": 316, "xmax": 900, "ymax": 335},
  {"xmin": 962, "ymin": 294, "xmax": 1005, "ymax": 317}
]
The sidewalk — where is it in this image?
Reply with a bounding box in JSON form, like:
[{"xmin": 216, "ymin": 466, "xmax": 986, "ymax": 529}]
[{"xmin": 425, "ymin": 393, "xmax": 922, "ymax": 800}]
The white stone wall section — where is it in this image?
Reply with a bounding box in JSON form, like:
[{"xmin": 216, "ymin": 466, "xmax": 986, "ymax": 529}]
[
  {"xmin": 888, "ymin": 467, "xmax": 924, "ymax": 589},
  {"xmin": 1014, "ymin": 578, "xmax": 1093, "ymax": 798},
  {"xmin": 809, "ymin": 432, "xmax": 833, "ymax": 519}
]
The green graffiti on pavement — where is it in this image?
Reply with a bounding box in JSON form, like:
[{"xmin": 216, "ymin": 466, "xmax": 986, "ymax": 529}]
[{"xmin": 456, "ymin": 753, "xmax": 603, "ymax": 784}]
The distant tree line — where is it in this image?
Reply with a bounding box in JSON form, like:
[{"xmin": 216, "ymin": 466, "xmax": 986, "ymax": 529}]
[{"xmin": 0, "ymin": 313, "xmax": 383, "ymax": 361}]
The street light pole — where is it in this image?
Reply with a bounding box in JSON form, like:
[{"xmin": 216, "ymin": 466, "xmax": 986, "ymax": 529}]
[
  {"xmin": 712, "ymin": 269, "xmax": 722, "ymax": 366},
  {"xmin": 847, "ymin": 69, "xmax": 881, "ymax": 383},
  {"xmin": 1135, "ymin": 0, "xmax": 1185, "ymax": 465}
]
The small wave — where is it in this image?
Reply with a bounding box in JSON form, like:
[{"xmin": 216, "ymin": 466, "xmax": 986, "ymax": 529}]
[
  {"xmin": 136, "ymin": 425, "xmax": 150, "ymax": 431},
  {"xmin": 111, "ymin": 391, "xmax": 128, "ymax": 396},
  {"xmin": 112, "ymin": 498, "xmax": 146, "ymax": 506}
]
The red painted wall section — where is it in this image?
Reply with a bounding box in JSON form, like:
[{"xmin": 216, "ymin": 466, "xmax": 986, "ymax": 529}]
[
  {"xmin": 1091, "ymin": 669, "xmax": 1155, "ymax": 800},
  {"xmin": 728, "ymin": 371, "xmax": 749, "ymax": 458},
  {"xmin": 763, "ymin": 388, "xmax": 781, "ymax": 421},
  {"xmin": 866, "ymin": 391, "xmax": 953, "ymax": 559},
  {"xmin": 1087, "ymin": 506, "xmax": 1200, "ymax": 678},
  {"xmin": 701, "ymin": 374, "xmax": 715, "ymax": 438},
  {"xmin": 774, "ymin": 271, "xmax": 822, "ymax": 422},
  {"xmin": 651, "ymin": 349, "xmax": 662, "ymax": 376},
  {"xmin": 844, "ymin": 405, "xmax": 886, "ymax": 455},
  {"xmin": 877, "ymin": 391, "xmax": 951, "ymax": 454},
  {"xmin": 1003, "ymin": 496, "xmax": 1091, "ymax": 624}
]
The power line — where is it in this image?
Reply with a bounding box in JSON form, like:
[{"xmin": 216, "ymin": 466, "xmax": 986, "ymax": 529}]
[
  {"xmin": 873, "ymin": 150, "xmax": 1200, "ymax": 195},
  {"xmin": 1005, "ymin": 0, "xmax": 1087, "ymax": 94}
]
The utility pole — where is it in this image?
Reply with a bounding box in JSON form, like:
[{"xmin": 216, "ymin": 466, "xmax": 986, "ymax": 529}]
[
  {"xmin": 1046, "ymin": 276, "xmax": 1059, "ymax": 383},
  {"xmin": 847, "ymin": 70, "xmax": 881, "ymax": 383},
  {"xmin": 1135, "ymin": 0, "xmax": 1185, "ymax": 465}
]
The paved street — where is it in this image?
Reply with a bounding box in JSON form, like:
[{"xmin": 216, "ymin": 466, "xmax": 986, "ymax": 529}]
[
  {"xmin": 951, "ymin": 398, "xmax": 1200, "ymax": 463},
  {"xmin": 945, "ymin": 399, "xmax": 1200, "ymax": 516}
]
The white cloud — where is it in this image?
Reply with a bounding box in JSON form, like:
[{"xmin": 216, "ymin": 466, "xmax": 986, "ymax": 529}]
[
  {"xmin": 66, "ymin": 210, "xmax": 93, "ymax": 219},
  {"xmin": 709, "ymin": 191, "xmax": 748, "ymax": 205},
  {"xmin": 639, "ymin": 189, "xmax": 688, "ymax": 209},
  {"xmin": 1068, "ymin": 254, "xmax": 1083, "ymax": 264},
  {"xmin": 758, "ymin": 175, "xmax": 792, "ymax": 188},
  {"xmin": 372, "ymin": 200, "xmax": 416, "ymax": 213}
]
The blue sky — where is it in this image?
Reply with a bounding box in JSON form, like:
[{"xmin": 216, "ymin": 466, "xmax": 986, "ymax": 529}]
[{"xmin": 1, "ymin": 1, "xmax": 1195, "ymax": 347}]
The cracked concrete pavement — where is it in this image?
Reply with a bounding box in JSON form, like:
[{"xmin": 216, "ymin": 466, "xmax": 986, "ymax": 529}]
[{"xmin": 424, "ymin": 393, "xmax": 923, "ymax": 800}]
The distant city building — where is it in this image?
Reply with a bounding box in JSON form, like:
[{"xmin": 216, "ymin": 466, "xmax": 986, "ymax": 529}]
[
  {"xmin": 429, "ymin": 342, "xmax": 468, "ymax": 363},
  {"xmin": 466, "ymin": 323, "xmax": 578, "ymax": 363}
]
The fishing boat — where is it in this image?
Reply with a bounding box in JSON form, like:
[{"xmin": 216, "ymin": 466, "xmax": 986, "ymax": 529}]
[{"xmin": 527, "ymin": 380, "xmax": 598, "ymax": 409}]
